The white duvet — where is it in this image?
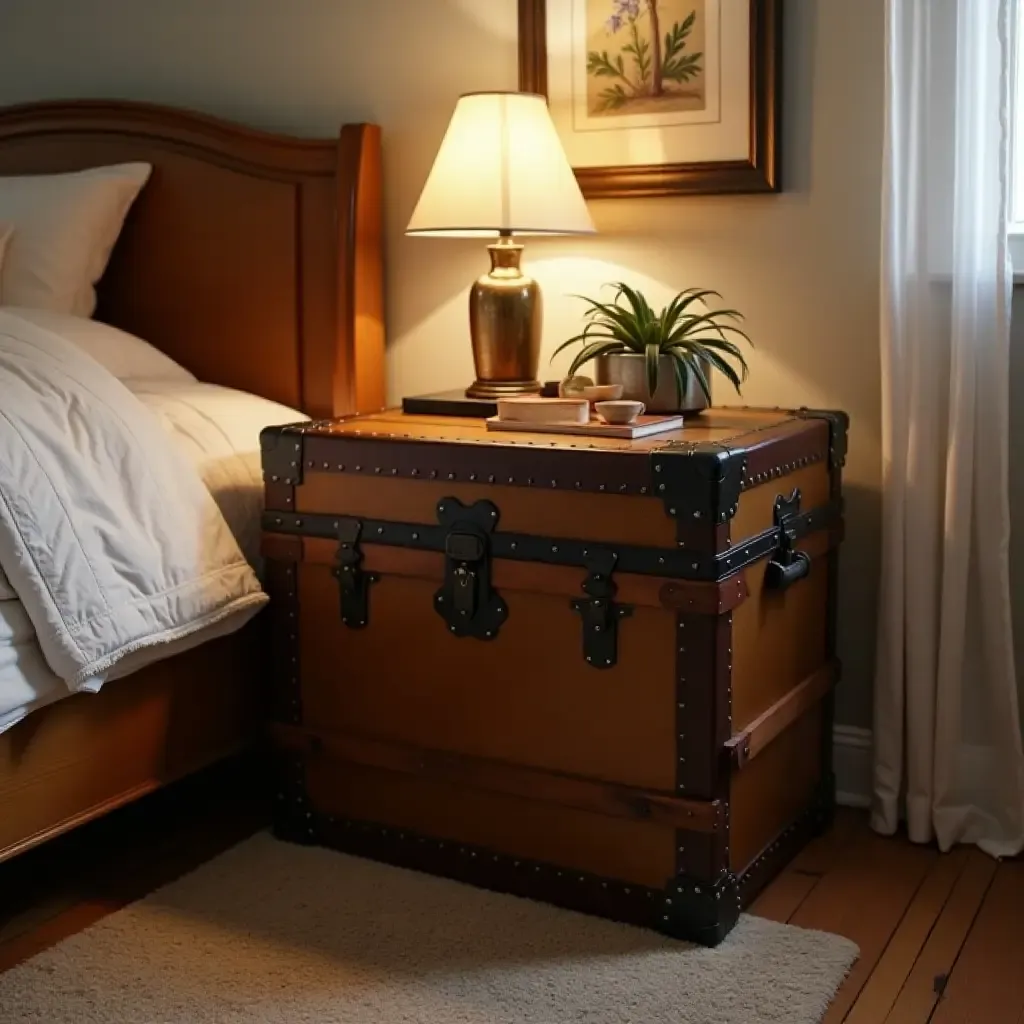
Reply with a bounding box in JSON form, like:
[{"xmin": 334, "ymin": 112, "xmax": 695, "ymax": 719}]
[{"xmin": 0, "ymin": 309, "xmax": 269, "ymax": 708}]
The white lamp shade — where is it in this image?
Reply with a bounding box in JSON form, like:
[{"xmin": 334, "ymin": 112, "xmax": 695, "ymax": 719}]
[{"xmin": 406, "ymin": 92, "xmax": 596, "ymax": 238}]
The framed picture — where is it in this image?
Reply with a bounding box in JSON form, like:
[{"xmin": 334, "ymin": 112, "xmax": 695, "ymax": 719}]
[{"xmin": 518, "ymin": 0, "xmax": 781, "ymax": 198}]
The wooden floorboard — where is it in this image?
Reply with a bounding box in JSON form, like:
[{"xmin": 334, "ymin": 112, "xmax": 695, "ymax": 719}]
[
  {"xmin": 0, "ymin": 789, "xmax": 1021, "ymax": 1024},
  {"xmin": 928, "ymin": 859, "xmax": 1024, "ymax": 1024},
  {"xmin": 751, "ymin": 808, "xmax": 864, "ymax": 923},
  {"xmin": 884, "ymin": 851, "xmax": 998, "ymax": 1023},
  {"xmin": 786, "ymin": 827, "xmax": 940, "ymax": 1021},
  {"xmin": 843, "ymin": 848, "xmax": 969, "ymax": 1024}
]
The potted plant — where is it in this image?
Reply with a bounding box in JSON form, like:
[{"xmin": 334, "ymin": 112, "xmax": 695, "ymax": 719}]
[{"xmin": 553, "ymin": 282, "xmax": 752, "ymax": 413}]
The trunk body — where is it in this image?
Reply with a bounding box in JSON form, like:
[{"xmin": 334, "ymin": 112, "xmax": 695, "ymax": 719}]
[{"xmin": 262, "ymin": 407, "xmax": 848, "ymax": 947}]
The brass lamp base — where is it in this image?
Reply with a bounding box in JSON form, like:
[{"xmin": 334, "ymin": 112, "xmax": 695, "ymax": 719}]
[
  {"xmin": 465, "ymin": 378, "xmax": 542, "ymax": 399},
  {"xmin": 467, "ymin": 235, "xmax": 542, "ymax": 398}
]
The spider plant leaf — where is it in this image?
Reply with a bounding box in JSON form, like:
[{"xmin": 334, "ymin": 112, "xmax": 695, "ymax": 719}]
[
  {"xmin": 549, "ymin": 330, "xmax": 618, "ymax": 362},
  {"xmin": 601, "ymin": 314, "xmax": 647, "ymax": 349},
  {"xmin": 659, "ymin": 297, "xmax": 683, "ymax": 338},
  {"xmin": 702, "ymin": 308, "xmax": 746, "ymax": 322},
  {"xmin": 671, "ymin": 340, "xmax": 747, "ymax": 391},
  {"xmin": 667, "ymin": 316, "xmax": 752, "ymax": 348},
  {"xmin": 613, "ymin": 281, "xmax": 642, "ymax": 314},
  {"xmin": 616, "ymin": 282, "xmax": 657, "ymax": 329},
  {"xmin": 575, "ymin": 298, "xmax": 647, "ymax": 349},
  {"xmin": 573, "ymin": 295, "xmax": 630, "ymax": 321},
  {"xmin": 567, "ymin": 340, "xmax": 630, "ymax": 379},
  {"xmin": 665, "ymin": 337, "xmax": 749, "ymax": 377},
  {"xmin": 572, "ymin": 296, "xmax": 626, "ymax": 321},
  {"xmin": 674, "ymin": 335, "xmax": 747, "ymax": 362},
  {"xmin": 645, "ymin": 341, "xmax": 661, "ymax": 397},
  {"xmin": 676, "ymin": 310, "xmax": 748, "ymax": 332},
  {"xmin": 643, "ymin": 316, "xmax": 664, "ymax": 348},
  {"xmin": 660, "ymin": 289, "xmax": 701, "ymax": 329},
  {"xmin": 670, "ymin": 288, "xmax": 725, "ymax": 319},
  {"xmin": 699, "ymin": 349, "xmax": 745, "ymax": 394},
  {"xmin": 668, "ymin": 351, "xmax": 691, "ymax": 404},
  {"xmin": 689, "ymin": 355, "xmax": 713, "ymax": 404},
  {"xmin": 700, "ymin": 342, "xmax": 749, "ymax": 381},
  {"xmin": 664, "ymin": 336, "xmax": 744, "ymax": 365}
]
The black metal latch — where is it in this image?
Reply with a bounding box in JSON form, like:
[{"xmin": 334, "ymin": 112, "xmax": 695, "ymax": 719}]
[
  {"xmin": 571, "ymin": 551, "xmax": 633, "ymax": 669},
  {"xmin": 332, "ymin": 518, "xmax": 377, "ymax": 628},
  {"xmin": 434, "ymin": 498, "xmax": 508, "ymax": 640},
  {"xmin": 765, "ymin": 490, "xmax": 812, "ymax": 591}
]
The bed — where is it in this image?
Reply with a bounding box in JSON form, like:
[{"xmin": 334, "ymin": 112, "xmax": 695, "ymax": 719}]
[{"xmin": 0, "ymin": 99, "xmax": 385, "ymax": 862}]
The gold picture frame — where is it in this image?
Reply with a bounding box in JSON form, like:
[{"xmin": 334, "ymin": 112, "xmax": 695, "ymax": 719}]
[{"xmin": 518, "ymin": 0, "xmax": 782, "ymax": 198}]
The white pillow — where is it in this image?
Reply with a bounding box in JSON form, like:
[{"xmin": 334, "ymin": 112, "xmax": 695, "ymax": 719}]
[
  {"xmin": 0, "ymin": 162, "xmax": 151, "ymax": 316},
  {"xmin": 1, "ymin": 307, "xmax": 196, "ymax": 383}
]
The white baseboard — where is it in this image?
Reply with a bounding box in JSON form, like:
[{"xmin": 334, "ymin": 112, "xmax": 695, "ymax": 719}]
[{"xmin": 833, "ymin": 725, "xmax": 872, "ymax": 809}]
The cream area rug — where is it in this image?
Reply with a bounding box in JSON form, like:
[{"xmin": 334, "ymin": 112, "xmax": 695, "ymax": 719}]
[{"xmin": 0, "ymin": 832, "xmax": 858, "ymax": 1023}]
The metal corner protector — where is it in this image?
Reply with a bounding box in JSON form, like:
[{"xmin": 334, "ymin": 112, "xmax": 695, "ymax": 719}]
[{"xmin": 650, "ymin": 441, "xmax": 748, "ymax": 524}]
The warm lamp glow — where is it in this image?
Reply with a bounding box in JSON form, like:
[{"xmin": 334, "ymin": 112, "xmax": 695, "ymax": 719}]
[{"xmin": 406, "ymin": 92, "xmax": 595, "ymax": 238}]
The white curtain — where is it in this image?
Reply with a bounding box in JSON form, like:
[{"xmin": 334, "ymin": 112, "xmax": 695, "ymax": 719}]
[{"xmin": 875, "ymin": 0, "xmax": 1024, "ymax": 856}]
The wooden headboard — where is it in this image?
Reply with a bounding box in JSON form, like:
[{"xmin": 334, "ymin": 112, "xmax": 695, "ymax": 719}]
[{"xmin": 0, "ymin": 99, "xmax": 385, "ymax": 418}]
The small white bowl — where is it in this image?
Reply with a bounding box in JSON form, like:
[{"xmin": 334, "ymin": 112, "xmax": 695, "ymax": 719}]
[
  {"xmin": 596, "ymin": 399, "xmax": 645, "ymax": 425},
  {"xmin": 581, "ymin": 384, "xmax": 623, "ymax": 404}
]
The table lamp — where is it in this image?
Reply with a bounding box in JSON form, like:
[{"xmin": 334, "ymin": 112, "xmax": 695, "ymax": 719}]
[{"xmin": 407, "ymin": 91, "xmax": 596, "ymax": 400}]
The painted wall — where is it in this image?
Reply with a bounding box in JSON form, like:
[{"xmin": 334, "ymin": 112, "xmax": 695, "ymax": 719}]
[{"xmin": 0, "ymin": 0, "xmax": 886, "ymax": 729}]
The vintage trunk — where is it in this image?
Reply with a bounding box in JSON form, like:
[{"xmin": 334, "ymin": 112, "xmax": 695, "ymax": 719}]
[{"xmin": 260, "ymin": 407, "xmax": 847, "ymax": 946}]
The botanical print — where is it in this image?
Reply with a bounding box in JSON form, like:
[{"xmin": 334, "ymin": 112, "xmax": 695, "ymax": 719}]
[{"xmin": 585, "ymin": 0, "xmax": 708, "ymax": 116}]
